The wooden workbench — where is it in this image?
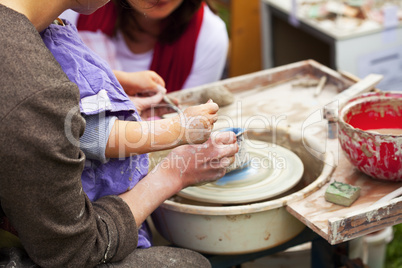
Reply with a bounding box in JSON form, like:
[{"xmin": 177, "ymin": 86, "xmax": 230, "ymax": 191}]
[
  {"xmin": 169, "ymin": 59, "xmax": 402, "ymax": 248},
  {"xmin": 287, "ymin": 142, "xmax": 402, "ymax": 245}
]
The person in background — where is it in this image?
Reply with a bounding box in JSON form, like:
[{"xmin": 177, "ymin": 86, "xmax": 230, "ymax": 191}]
[
  {"xmin": 0, "ymin": 0, "xmax": 237, "ymax": 267},
  {"xmin": 61, "ymin": 0, "xmax": 229, "ymax": 93}
]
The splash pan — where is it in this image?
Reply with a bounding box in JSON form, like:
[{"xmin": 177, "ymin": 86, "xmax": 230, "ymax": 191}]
[
  {"xmin": 151, "ymin": 127, "xmax": 335, "ymax": 255},
  {"xmin": 177, "ymin": 140, "xmax": 304, "ymax": 204}
]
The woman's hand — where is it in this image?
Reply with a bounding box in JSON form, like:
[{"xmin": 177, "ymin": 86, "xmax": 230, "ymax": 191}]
[
  {"xmin": 114, "ymin": 70, "xmax": 165, "ymax": 96},
  {"xmin": 114, "ymin": 70, "xmax": 166, "ymax": 114},
  {"xmin": 128, "ymin": 93, "xmax": 164, "ymax": 115},
  {"xmin": 138, "ymin": 95, "xmax": 180, "ymax": 120}
]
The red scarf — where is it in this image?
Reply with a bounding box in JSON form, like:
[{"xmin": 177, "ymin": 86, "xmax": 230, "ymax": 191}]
[{"xmin": 76, "ymin": 2, "xmax": 205, "ymax": 92}]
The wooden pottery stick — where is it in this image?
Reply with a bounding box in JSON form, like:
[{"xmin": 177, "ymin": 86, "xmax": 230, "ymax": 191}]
[
  {"xmin": 157, "ymin": 85, "xmax": 182, "ymax": 113},
  {"xmin": 314, "ymin": 76, "xmax": 327, "ymax": 97}
]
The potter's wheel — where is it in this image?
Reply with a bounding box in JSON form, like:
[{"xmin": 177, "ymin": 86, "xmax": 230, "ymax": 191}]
[{"xmin": 177, "ymin": 140, "xmax": 304, "ymax": 204}]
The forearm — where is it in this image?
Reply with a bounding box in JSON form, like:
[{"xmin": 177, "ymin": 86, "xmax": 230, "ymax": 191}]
[
  {"xmin": 119, "ymin": 161, "xmax": 181, "ymax": 227},
  {"xmin": 105, "ymin": 119, "xmax": 183, "ymax": 158},
  {"xmin": 119, "ymin": 132, "xmax": 239, "ymax": 227},
  {"xmin": 106, "ymin": 102, "xmax": 218, "ymax": 158}
]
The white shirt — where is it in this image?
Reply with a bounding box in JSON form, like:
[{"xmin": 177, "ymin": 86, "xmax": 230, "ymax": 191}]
[{"xmin": 60, "ymin": 5, "xmax": 229, "ymax": 90}]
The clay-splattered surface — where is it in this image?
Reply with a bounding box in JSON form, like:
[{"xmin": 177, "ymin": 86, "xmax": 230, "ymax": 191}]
[
  {"xmin": 171, "ymin": 60, "xmax": 353, "ymax": 134},
  {"xmin": 287, "ymin": 154, "xmax": 402, "ymax": 244}
]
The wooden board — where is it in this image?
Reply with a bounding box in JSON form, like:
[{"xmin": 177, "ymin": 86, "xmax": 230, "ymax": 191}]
[
  {"xmin": 168, "ymin": 59, "xmax": 402, "ymax": 244},
  {"xmin": 287, "ymin": 141, "xmax": 402, "ymax": 245}
]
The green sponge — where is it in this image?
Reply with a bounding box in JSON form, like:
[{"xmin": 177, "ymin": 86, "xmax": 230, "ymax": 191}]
[{"xmin": 325, "ymin": 181, "xmax": 361, "ymax": 207}]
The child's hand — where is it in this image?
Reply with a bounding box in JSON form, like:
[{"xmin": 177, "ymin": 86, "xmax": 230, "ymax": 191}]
[
  {"xmin": 114, "ymin": 70, "xmax": 167, "ymax": 115},
  {"xmin": 114, "ymin": 70, "xmax": 165, "ymax": 96},
  {"xmin": 128, "ymin": 93, "xmax": 164, "ymax": 115},
  {"xmin": 173, "ymin": 100, "xmax": 219, "ymax": 145}
]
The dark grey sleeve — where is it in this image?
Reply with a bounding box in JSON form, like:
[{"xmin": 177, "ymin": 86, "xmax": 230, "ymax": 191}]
[
  {"xmin": 80, "ymin": 113, "xmax": 117, "ymax": 163},
  {"xmin": 0, "ymin": 6, "xmax": 138, "ymax": 267}
]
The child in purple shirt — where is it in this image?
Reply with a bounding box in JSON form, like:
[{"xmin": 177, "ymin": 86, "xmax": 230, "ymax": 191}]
[{"xmin": 41, "ymin": 18, "xmax": 218, "ymax": 248}]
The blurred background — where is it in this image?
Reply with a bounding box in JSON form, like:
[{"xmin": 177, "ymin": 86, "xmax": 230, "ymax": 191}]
[{"xmin": 211, "ymin": 1, "xmax": 402, "ymax": 267}]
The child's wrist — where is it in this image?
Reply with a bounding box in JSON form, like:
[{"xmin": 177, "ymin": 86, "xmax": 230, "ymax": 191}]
[{"xmin": 170, "ymin": 116, "xmax": 187, "ymax": 145}]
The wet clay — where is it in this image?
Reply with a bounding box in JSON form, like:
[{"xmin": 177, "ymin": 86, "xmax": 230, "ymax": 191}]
[{"xmin": 200, "ymin": 86, "xmax": 235, "ymax": 107}]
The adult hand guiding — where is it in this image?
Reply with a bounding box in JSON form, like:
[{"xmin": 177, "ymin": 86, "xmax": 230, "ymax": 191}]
[
  {"xmin": 118, "ymin": 131, "xmax": 238, "ymax": 233},
  {"xmin": 160, "ymin": 131, "xmax": 238, "ymax": 188}
]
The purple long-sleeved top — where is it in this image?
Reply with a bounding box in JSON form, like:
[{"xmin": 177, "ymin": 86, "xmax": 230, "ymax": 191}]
[{"xmin": 41, "ymin": 20, "xmax": 151, "ymax": 248}]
